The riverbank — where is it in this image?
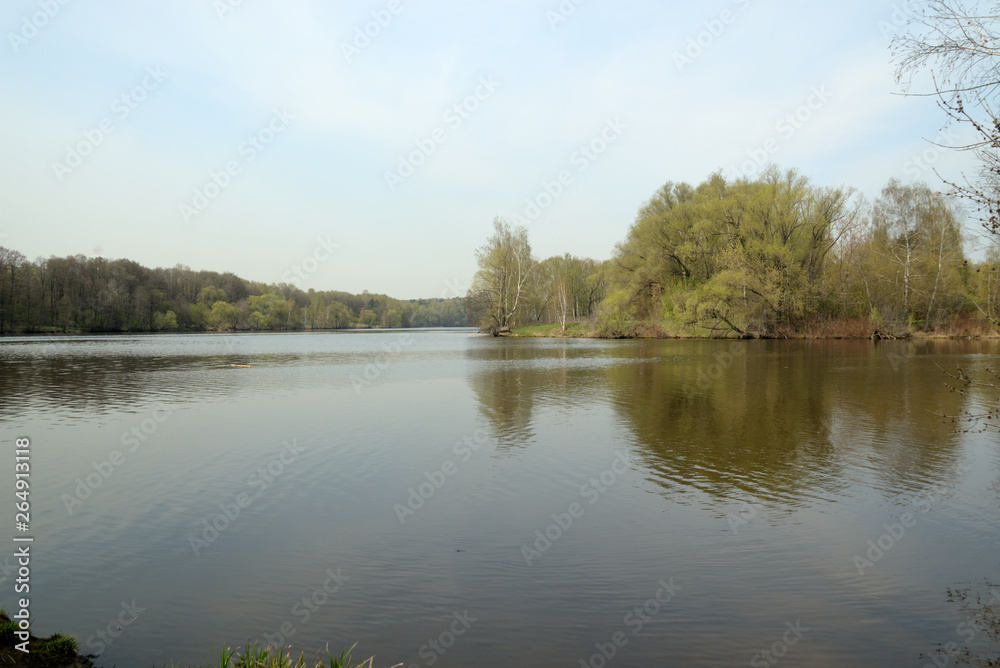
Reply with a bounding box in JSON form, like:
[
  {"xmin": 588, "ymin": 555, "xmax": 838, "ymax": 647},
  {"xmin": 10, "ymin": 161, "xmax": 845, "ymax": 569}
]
[
  {"xmin": 0, "ymin": 618, "xmax": 376, "ymax": 668},
  {"xmin": 504, "ymin": 318, "xmax": 1000, "ymax": 340},
  {"xmin": 0, "ymin": 611, "xmax": 93, "ymax": 667}
]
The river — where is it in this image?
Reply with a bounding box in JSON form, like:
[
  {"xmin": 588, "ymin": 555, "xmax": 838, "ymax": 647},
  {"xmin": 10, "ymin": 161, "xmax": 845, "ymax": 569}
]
[{"xmin": 0, "ymin": 330, "xmax": 997, "ymax": 667}]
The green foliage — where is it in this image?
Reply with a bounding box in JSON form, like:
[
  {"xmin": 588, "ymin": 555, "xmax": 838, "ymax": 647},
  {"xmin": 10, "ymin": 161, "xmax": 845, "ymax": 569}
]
[
  {"xmin": 841, "ymin": 179, "xmax": 968, "ymax": 330},
  {"xmin": 247, "ymin": 294, "xmax": 289, "ymax": 330},
  {"xmin": 612, "ymin": 168, "xmax": 853, "ymax": 336},
  {"xmin": 38, "ymin": 632, "xmax": 79, "ymax": 655},
  {"xmin": 467, "ymin": 219, "xmax": 608, "ymax": 335},
  {"xmin": 209, "ymin": 301, "xmax": 239, "ymax": 331},
  {"xmin": 468, "ymin": 218, "xmax": 535, "ymax": 335},
  {"xmin": 0, "ymin": 251, "xmax": 467, "ymax": 334},
  {"xmin": 596, "ymin": 288, "xmax": 633, "ymax": 338},
  {"xmin": 601, "ymin": 167, "xmax": 980, "ymax": 337},
  {"xmin": 153, "ymin": 310, "xmax": 179, "ymax": 331},
  {"xmin": 199, "ymin": 285, "xmax": 227, "ymax": 305},
  {"xmin": 201, "ymin": 642, "xmax": 374, "ymax": 668},
  {"xmin": 0, "ymin": 617, "xmax": 16, "ymax": 645},
  {"xmin": 382, "ymin": 307, "xmax": 403, "ymax": 328}
]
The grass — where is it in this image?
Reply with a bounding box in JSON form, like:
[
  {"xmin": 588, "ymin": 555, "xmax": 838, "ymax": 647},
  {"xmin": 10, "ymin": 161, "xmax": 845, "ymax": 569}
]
[
  {"xmin": 509, "ymin": 321, "xmax": 597, "ymax": 337},
  {"xmin": 38, "ymin": 633, "xmax": 80, "ymax": 654},
  {"xmin": 0, "ymin": 616, "xmax": 17, "ymax": 644},
  {"xmin": 511, "ymin": 320, "xmax": 685, "ymax": 339},
  {"xmin": 0, "ymin": 609, "xmax": 81, "ymax": 663},
  {"xmin": 161, "ymin": 642, "xmax": 395, "ymax": 668},
  {"xmin": 512, "ymin": 315, "xmax": 1000, "ymax": 340},
  {"xmin": 0, "ymin": 610, "xmax": 384, "ymax": 668}
]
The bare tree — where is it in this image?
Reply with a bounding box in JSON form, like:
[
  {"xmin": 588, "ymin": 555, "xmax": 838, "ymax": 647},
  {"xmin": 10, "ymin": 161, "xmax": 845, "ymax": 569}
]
[{"xmin": 893, "ymin": 1, "xmax": 1000, "ymax": 235}]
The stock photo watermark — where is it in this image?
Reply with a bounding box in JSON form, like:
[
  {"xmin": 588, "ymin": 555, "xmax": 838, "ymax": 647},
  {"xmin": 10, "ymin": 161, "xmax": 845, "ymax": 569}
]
[
  {"xmin": 85, "ymin": 600, "xmax": 144, "ymax": 657},
  {"xmin": 578, "ymin": 578, "xmax": 682, "ymax": 668},
  {"xmin": 521, "ymin": 452, "xmax": 630, "ymax": 565},
  {"xmin": 726, "ymin": 500, "xmax": 762, "ymax": 533},
  {"xmin": 923, "ymin": 584, "xmax": 1000, "ymax": 668},
  {"xmin": 547, "ymin": 0, "xmax": 588, "ymax": 31},
  {"xmin": 350, "ymin": 332, "xmax": 414, "ymax": 394},
  {"xmin": 750, "ymin": 620, "xmax": 809, "ymax": 667},
  {"xmin": 7, "ymin": 0, "xmax": 71, "ymax": 53},
  {"xmin": 673, "ymin": 0, "xmax": 752, "ymax": 74},
  {"xmin": 902, "ymin": 126, "xmax": 962, "ymax": 180},
  {"xmin": 878, "ymin": 1, "xmax": 918, "ymax": 40},
  {"xmin": 510, "ymin": 118, "xmax": 627, "ymax": 227},
  {"xmin": 850, "ymin": 473, "xmax": 968, "ymax": 576},
  {"xmin": 393, "ymin": 428, "xmax": 491, "ymax": 524},
  {"xmin": 728, "ymin": 85, "xmax": 833, "ymax": 180},
  {"xmin": 179, "ymin": 107, "xmax": 294, "ymax": 224},
  {"xmin": 61, "ymin": 404, "xmax": 174, "ymax": 514},
  {"xmin": 259, "ymin": 567, "xmax": 349, "ymax": 646},
  {"xmin": 407, "ymin": 611, "xmax": 477, "ymax": 668},
  {"xmin": 214, "ymin": 0, "xmax": 247, "ymax": 21},
  {"xmin": 695, "ymin": 341, "xmax": 747, "ymax": 391},
  {"xmin": 281, "ymin": 235, "xmax": 340, "ymax": 286},
  {"xmin": 188, "ymin": 439, "xmax": 305, "ymax": 556},
  {"xmin": 341, "ymin": 0, "xmax": 406, "ymax": 63},
  {"xmin": 887, "ymin": 340, "xmax": 927, "ymax": 372},
  {"xmin": 439, "ymin": 277, "xmax": 467, "ymax": 300},
  {"xmin": 384, "ymin": 76, "xmax": 500, "ymax": 192},
  {"xmin": 52, "ymin": 66, "xmax": 169, "ymax": 183},
  {"xmin": 853, "ymin": 512, "xmax": 919, "ymax": 576}
]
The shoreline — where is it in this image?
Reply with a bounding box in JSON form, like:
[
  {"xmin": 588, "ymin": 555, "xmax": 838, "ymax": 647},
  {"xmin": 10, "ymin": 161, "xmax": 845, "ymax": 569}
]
[{"xmin": 495, "ymin": 321, "xmax": 1000, "ymax": 341}]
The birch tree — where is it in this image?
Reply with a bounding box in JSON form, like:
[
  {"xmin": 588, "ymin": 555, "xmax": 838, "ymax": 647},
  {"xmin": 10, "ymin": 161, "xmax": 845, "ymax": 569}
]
[
  {"xmin": 893, "ymin": 0, "xmax": 1000, "ymax": 235},
  {"xmin": 467, "ymin": 218, "xmax": 535, "ymax": 335}
]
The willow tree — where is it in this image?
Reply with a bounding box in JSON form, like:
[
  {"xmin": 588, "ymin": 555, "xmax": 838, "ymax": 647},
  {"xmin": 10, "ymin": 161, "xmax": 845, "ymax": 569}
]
[
  {"xmin": 611, "ymin": 178, "xmax": 721, "ymax": 320},
  {"xmin": 467, "ymin": 218, "xmax": 534, "ymax": 335},
  {"xmin": 610, "ymin": 169, "xmax": 853, "ymax": 336}
]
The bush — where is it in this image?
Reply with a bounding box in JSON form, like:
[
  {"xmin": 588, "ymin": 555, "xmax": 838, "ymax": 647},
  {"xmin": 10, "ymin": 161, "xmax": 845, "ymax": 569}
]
[{"xmin": 596, "ymin": 289, "xmax": 632, "ymax": 338}]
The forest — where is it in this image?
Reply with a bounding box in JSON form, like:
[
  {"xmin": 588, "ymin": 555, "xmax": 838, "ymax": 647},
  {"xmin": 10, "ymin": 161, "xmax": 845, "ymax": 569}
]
[
  {"xmin": 466, "ymin": 169, "xmax": 999, "ymax": 338},
  {"xmin": 464, "ymin": 2, "xmax": 1000, "ymax": 338},
  {"xmin": 2, "ymin": 169, "xmax": 996, "ymax": 339},
  {"xmin": 0, "ymin": 250, "xmax": 467, "ymax": 334}
]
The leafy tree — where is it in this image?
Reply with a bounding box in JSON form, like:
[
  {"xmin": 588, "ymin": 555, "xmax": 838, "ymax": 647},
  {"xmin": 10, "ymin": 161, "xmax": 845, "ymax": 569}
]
[
  {"xmin": 382, "ymin": 307, "xmax": 403, "ymax": 328},
  {"xmin": 209, "ymin": 301, "xmax": 239, "ymax": 331},
  {"xmin": 868, "ymin": 180, "xmax": 967, "ymax": 326},
  {"xmin": 198, "ymin": 285, "xmax": 226, "ymax": 306},
  {"xmin": 248, "ymin": 294, "xmax": 288, "ymax": 330},
  {"xmin": 152, "ymin": 310, "xmax": 179, "ymax": 331},
  {"xmin": 467, "ymin": 218, "xmax": 535, "ymax": 335},
  {"xmin": 612, "ymin": 169, "xmax": 853, "ymax": 336},
  {"xmin": 328, "ymin": 300, "xmax": 354, "ymax": 329},
  {"xmin": 0, "ymin": 247, "xmax": 465, "ymax": 334}
]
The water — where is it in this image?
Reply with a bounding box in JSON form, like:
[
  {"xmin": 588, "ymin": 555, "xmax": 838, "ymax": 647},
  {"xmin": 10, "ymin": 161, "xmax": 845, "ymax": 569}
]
[{"xmin": 0, "ymin": 330, "xmax": 998, "ymax": 667}]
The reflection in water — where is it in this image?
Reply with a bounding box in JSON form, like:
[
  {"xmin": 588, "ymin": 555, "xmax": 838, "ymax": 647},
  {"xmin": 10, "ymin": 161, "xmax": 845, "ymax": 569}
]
[
  {"xmin": 0, "ymin": 331, "xmax": 465, "ymax": 424},
  {"xmin": 465, "ymin": 339, "xmax": 620, "ymax": 448},
  {"xmin": 468, "ymin": 339, "xmax": 971, "ymax": 507},
  {"xmin": 3, "ymin": 332, "xmax": 999, "ymax": 667}
]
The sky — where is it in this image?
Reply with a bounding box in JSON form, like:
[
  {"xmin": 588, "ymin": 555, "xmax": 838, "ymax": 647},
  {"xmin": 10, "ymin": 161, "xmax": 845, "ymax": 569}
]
[{"xmin": 0, "ymin": 0, "xmax": 982, "ymax": 299}]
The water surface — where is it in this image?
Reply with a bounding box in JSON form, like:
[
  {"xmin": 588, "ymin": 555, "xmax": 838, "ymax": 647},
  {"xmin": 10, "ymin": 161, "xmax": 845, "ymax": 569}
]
[{"xmin": 0, "ymin": 331, "xmax": 997, "ymax": 667}]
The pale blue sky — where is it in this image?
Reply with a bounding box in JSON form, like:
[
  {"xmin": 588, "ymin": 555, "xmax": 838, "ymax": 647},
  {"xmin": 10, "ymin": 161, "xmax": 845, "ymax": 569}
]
[{"xmin": 0, "ymin": 0, "xmax": 978, "ymax": 298}]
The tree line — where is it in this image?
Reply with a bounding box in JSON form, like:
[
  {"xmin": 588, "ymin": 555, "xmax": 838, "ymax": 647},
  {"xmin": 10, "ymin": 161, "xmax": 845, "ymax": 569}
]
[
  {"xmin": 466, "ymin": 222, "xmax": 608, "ymax": 335},
  {"xmin": 467, "ymin": 169, "xmax": 997, "ymax": 337},
  {"xmin": 0, "ymin": 250, "xmax": 467, "ymax": 334},
  {"xmin": 465, "ymin": 1, "xmax": 1000, "ymax": 338}
]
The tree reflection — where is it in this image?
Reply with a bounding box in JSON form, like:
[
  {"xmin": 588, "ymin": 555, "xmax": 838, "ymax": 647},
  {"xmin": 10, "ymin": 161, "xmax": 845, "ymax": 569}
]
[{"xmin": 467, "ymin": 337, "xmax": 974, "ymax": 506}]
